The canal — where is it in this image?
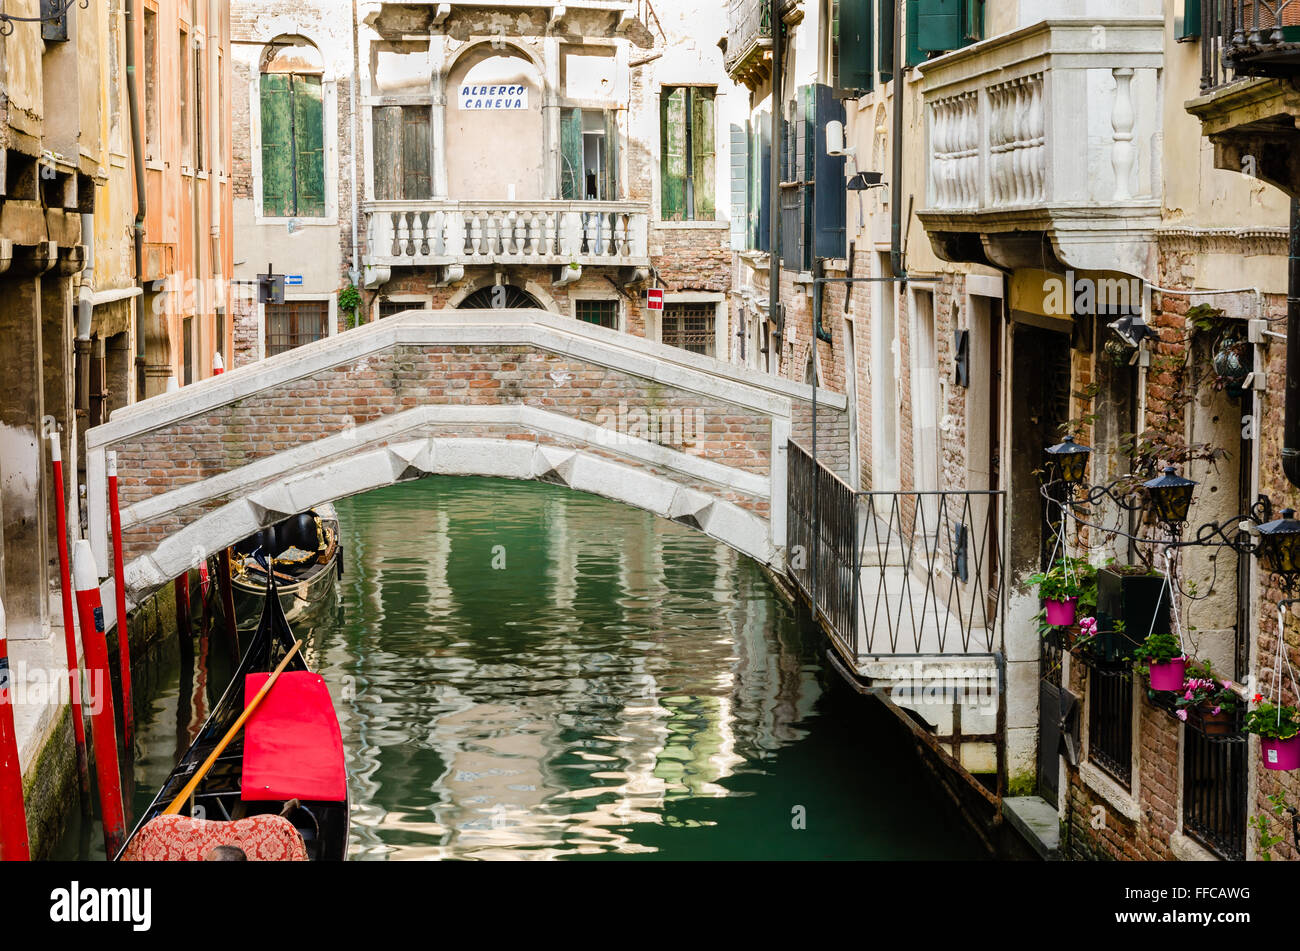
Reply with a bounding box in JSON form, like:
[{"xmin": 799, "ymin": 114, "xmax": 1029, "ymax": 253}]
[{"xmin": 59, "ymin": 476, "xmax": 988, "ymax": 860}]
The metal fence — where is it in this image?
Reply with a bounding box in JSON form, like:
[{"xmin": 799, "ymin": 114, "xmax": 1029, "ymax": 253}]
[
  {"xmin": 1088, "ymin": 667, "xmax": 1133, "ymax": 788},
  {"xmin": 724, "ymin": 0, "xmax": 772, "ymax": 72},
  {"xmin": 787, "ymin": 441, "xmax": 1005, "ymax": 664},
  {"xmin": 1200, "ymin": 0, "xmax": 1300, "ymax": 90},
  {"xmin": 1183, "ymin": 715, "xmax": 1248, "ymax": 860}
]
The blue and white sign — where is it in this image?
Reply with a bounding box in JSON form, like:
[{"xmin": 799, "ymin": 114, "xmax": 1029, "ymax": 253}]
[
  {"xmin": 286, "ymin": 275, "xmax": 303, "ymax": 286},
  {"xmin": 458, "ymin": 84, "xmax": 529, "ymax": 110}
]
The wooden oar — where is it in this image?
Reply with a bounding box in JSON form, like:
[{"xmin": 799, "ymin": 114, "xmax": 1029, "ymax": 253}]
[{"xmin": 162, "ymin": 639, "xmax": 303, "ymax": 816}]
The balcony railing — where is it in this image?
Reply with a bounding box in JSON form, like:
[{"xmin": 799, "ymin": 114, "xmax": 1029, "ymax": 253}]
[
  {"xmin": 364, "ymin": 200, "xmax": 650, "ymax": 269},
  {"xmin": 1201, "ymin": 0, "xmax": 1300, "ymax": 89},
  {"xmin": 917, "ymin": 18, "xmax": 1164, "ymax": 275},
  {"xmin": 787, "ymin": 441, "xmax": 1005, "ymax": 667},
  {"xmin": 724, "ymin": 0, "xmax": 771, "ymax": 74}
]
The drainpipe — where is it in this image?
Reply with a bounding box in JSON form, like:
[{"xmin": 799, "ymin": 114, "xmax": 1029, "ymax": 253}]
[
  {"xmin": 768, "ymin": 0, "xmax": 783, "ymax": 359},
  {"xmin": 1284, "ymin": 199, "xmax": 1300, "ymax": 489},
  {"xmin": 889, "ymin": 0, "xmax": 904, "ymax": 277},
  {"xmin": 349, "ymin": 0, "xmax": 361, "ymax": 288},
  {"xmin": 125, "ymin": 0, "xmax": 145, "ymax": 288},
  {"xmin": 191, "ymin": 0, "xmax": 205, "ymax": 380}
]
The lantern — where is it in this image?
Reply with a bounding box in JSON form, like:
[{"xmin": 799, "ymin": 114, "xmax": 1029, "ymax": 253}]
[
  {"xmin": 1045, "ymin": 435, "xmax": 1092, "ymax": 485},
  {"xmin": 1144, "ymin": 466, "xmax": 1198, "ymax": 526},
  {"xmin": 1259, "ymin": 508, "xmax": 1300, "ymax": 586}
]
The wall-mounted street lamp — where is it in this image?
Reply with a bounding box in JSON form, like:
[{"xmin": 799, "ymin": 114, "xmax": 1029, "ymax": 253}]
[
  {"xmin": 1045, "ymin": 434, "xmax": 1092, "ymax": 486},
  {"xmin": 1143, "ymin": 466, "xmax": 1198, "ymax": 533},
  {"xmin": 1259, "ymin": 508, "xmax": 1300, "ymax": 591}
]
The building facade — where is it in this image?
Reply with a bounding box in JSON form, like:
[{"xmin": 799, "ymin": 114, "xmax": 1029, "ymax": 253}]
[{"xmin": 228, "ymin": 0, "xmax": 745, "ymax": 365}]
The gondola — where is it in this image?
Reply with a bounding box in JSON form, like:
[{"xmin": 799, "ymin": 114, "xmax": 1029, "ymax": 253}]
[
  {"xmin": 115, "ymin": 561, "xmax": 350, "ymax": 861},
  {"xmin": 229, "ymin": 504, "xmax": 341, "ymax": 629}
]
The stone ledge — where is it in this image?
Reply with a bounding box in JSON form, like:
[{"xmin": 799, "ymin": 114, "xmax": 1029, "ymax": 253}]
[
  {"xmin": 1002, "ymin": 796, "xmax": 1062, "ymax": 860},
  {"xmin": 1079, "ymin": 760, "xmax": 1141, "ymax": 824}
]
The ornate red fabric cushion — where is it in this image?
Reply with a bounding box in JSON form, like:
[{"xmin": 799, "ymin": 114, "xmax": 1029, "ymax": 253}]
[{"xmin": 120, "ymin": 814, "xmax": 308, "ymax": 861}]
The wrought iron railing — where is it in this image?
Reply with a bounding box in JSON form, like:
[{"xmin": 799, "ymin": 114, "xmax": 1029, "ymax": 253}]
[
  {"xmin": 1183, "ymin": 712, "xmax": 1248, "ymax": 860},
  {"xmin": 1088, "ymin": 666, "xmax": 1133, "ymax": 788},
  {"xmin": 1201, "ymin": 0, "xmax": 1300, "ymax": 90},
  {"xmin": 724, "ymin": 0, "xmax": 772, "ymax": 73},
  {"xmin": 787, "ymin": 440, "xmax": 1005, "ymax": 663}
]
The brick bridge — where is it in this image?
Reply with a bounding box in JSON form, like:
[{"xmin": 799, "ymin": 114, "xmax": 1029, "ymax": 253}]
[{"xmin": 84, "ymin": 309, "xmax": 850, "ymax": 602}]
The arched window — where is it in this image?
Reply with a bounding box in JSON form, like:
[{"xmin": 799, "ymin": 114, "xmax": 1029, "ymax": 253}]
[{"xmin": 261, "ymin": 36, "xmax": 325, "ymax": 217}]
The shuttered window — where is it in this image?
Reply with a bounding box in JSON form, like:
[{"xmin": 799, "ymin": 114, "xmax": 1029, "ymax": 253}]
[
  {"xmin": 780, "ymin": 85, "xmax": 846, "ymax": 271},
  {"xmin": 261, "ymin": 73, "xmax": 326, "ymax": 216},
  {"xmin": 372, "ymin": 104, "xmax": 432, "ymax": 201},
  {"xmin": 878, "ymin": 0, "xmax": 895, "ymax": 83},
  {"xmin": 266, "ymin": 300, "xmax": 329, "ymax": 355},
  {"xmin": 729, "ymin": 123, "xmax": 748, "ymax": 251},
  {"xmin": 1178, "ymin": 0, "xmax": 1202, "ymax": 40},
  {"xmin": 747, "ymin": 113, "xmax": 771, "ymax": 252},
  {"xmin": 836, "ymin": 0, "xmax": 873, "ymax": 93},
  {"xmin": 911, "ymin": 0, "xmax": 982, "ymax": 55},
  {"xmin": 660, "ymin": 87, "xmax": 716, "ymax": 221},
  {"xmin": 561, "ymin": 108, "xmax": 619, "ymax": 201}
]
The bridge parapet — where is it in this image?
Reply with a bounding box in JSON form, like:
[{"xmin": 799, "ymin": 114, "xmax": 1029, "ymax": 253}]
[{"xmin": 86, "ymin": 309, "xmax": 850, "ymax": 601}]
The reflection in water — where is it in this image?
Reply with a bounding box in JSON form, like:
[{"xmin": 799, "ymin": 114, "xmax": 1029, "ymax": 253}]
[{"xmin": 54, "ymin": 475, "xmax": 987, "ymax": 861}]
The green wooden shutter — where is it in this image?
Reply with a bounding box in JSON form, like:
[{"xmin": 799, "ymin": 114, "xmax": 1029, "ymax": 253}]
[
  {"xmin": 962, "ymin": 0, "xmax": 983, "ymax": 43},
  {"xmin": 905, "ymin": 0, "xmax": 926, "ymax": 66},
  {"xmin": 293, "ymin": 75, "xmax": 325, "ymax": 216},
  {"xmin": 878, "ymin": 0, "xmax": 895, "ymax": 84},
  {"xmin": 917, "ymin": 0, "xmax": 963, "ymax": 52},
  {"xmin": 561, "ymin": 108, "xmax": 583, "ymax": 200},
  {"xmin": 730, "ymin": 122, "xmax": 748, "ymax": 251},
  {"xmin": 260, "ymin": 73, "xmax": 293, "ymax": 216},
  {"xmin": 605, "ymin": 109, "xmax": 620, "ymax": 200},
  {"xmin": 837, "ymin": 0, "xmax": 873, "ymax": 93},
  {"xmin": 401, "ymin": 106, "xmax": 432, "ymax": 199},
  {"xmin": 372, "ymin": 105, "xmax": 402, "ymax": 201},
  {"xmin": 661, "ymin": 88, "xmax": 687, "ymax": 218},
  {"xmin": 691, "ymin": 89, "xmax": 716, "ymax": 221},
  {"xmin": 1178, "ymin": 0, "xmax": 1201, "ymax": 40}
]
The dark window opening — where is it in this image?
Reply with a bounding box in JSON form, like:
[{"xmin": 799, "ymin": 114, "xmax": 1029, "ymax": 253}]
[
  {"xmin": 266, "ymin": 299, "xmax": 329, "ymax": 355},
  {"xmin": 1183, "ymin": 721, "xmax": 1248, "ymax": 860},
  {"xmin": 1088, "ymin": 667, "xmax": 1133, "ymax": 789},
  {"xmin": 661, "ymin": 302, "xmax": 716, "ymax": 357},
  {"xmin": 575, "ymin": 299, "xmax": 618, "ymax": 329}
]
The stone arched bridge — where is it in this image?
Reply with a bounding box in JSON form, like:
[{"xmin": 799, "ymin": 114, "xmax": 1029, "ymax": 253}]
[{"xmin": 85, "ymin": 309, "xmax": 850, "ymax": 602}]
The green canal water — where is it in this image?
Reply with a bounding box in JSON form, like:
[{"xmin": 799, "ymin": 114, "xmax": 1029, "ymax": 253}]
[{"xmin": 58, "ymin": 477, "xmax": 988, "ymax": 860}]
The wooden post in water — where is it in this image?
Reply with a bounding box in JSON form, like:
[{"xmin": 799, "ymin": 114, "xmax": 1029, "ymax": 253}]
[
  {"xmin": 175, "ymin": 569, "xmax": 193, "ymax": 663},
  {"xmin": 73, "ymin": 542, "xmax": 126, "ymax": 858},
  {"xmin": 216, "ymin": 548, "xmax": 239, "ymax": 658},
  {"xmin": 49, "ymin": 433, "xmax": 90, "ymax": 813},
  {"xmin": 0, "ymin": 597, "xmax": 30, "ymax": 860},
  {"xmin": 106, "ymin": 451, "xmax": 134, "ymax": 752}
]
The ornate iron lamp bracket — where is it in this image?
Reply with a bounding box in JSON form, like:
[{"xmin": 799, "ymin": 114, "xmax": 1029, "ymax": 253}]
[{"xmin": 0, "ymin": 0, "xmax": 88, "ymax": 36}]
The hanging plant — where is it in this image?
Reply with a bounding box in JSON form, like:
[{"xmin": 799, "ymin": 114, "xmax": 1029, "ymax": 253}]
[
  {"xmin": 1027, "ymin": 556, "xmax": 1095, "ymax": 627},
  {"xmin": 1133, "ymin": 632, "xmax": 1186, "ymax": 690},
  {"xmin": 1211, "ymin": 331, "xmax": 1251, "ymax": 396},
  {"xmin": 338, "ymin": 284, "xmax": 362, "ymax": 330},
  {"xmin": 1246, "ymin": 700, "xmax": 1300, "ymax": 771},
  {"xmin": 1173, "ymin": 661, "xmax": 1240, "ymax": 735}
]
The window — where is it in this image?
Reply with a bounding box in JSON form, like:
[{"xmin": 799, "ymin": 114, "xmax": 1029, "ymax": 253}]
[
  {"xmin": 835, "ymin": 0, "xmax": 871, "ymax": 92},
  {"xmin": 377, "ymin": 299, "xmax": 428, "ymax": 319},
  {"xmin": 263, "ymin": 73, "xmax": 326, "ymax": 216},
  {"xmin": 180, "ymin": 29, "xmax": 190, "ymax": 162},
  {"xmin": 1183, "ymin": 718, "xmax": 1247, "ymax": 860},
  {"xmin": 1178, "ymin": 0, "xmax": 1202, "ymax": 41},
  {"xmin": 1087, "ymin": 668, "xmax": 1132, "ymax": 788},
  {"xmin": 660, "ymin": 87, "xmax": 715, "ymax": 221},
  {"xmin": 195, "ymin": 46, "xmax": 204, "ymax": 170},
  {"xmin": 183, "ymin": 316, "xmax": 194, "ymax": 385},
  {"xmin": 215, "ymin": 308, "xmax": 225, "ymax": 365},
  {"xmin": 661, "ymin": 302, "xmax": 716, "ymax": 357},
  {"xmin": 266, "ymin": 300, "xmax": 329, "ymax": 355},
  {"xmin": 575, "ymin": 299, "xmax": 618, "ymax": 329},
  {"xmin": 372, "ymin": 105, "xmax": 431, "ymax": 201},
  {"xmin": 561, "ymin": 108, "xmax": 618, "ymax": 201},
  {"xmin": 908, "ymin": 0, "xmax": 983, "ymax": 60},
  {"xmin": 144, "ymin": 8, "xmax": 158, "ymax": 159},
  {"xmin": 780, "ymin": 84, "xmax": 847, "ymax": 271}
]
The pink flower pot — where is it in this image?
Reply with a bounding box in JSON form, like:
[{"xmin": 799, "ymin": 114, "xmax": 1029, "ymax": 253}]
[
  {"xmin": 1261, "ymin": 736, "xmax": 1300, "ymax": 771},
  {"xmin": 1148, "ymin": 657, "xmax": 1187, "ymax": 692},
  {"xmin": 1044, "ymin": 597, "xmax": 1078, "ymax": 627}
]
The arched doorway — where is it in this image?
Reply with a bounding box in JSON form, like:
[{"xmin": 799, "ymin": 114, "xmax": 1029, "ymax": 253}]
[{"xmin": 456, "ymin": 285, "xmax": 543, "ymax": 309}]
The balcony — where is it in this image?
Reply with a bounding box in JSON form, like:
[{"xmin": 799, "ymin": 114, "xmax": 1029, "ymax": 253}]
[
  {"xmin": 723, "ymin": 0, "xmax": 788, "ymax": 88},
  {"xmin": 916, "ymin": 18, "xmax": 1164, "ymax": 276},
  {"xmin": 1188, "ymin": 0, "xmax": 1300, "ymax": 195},
  {"xmin": 363, "ymin": 200, "xmax": 651, "ymax": 271}
]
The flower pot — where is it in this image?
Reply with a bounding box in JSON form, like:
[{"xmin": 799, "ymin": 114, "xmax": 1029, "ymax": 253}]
[
  {"xmin": 1261, "ymin": 735, "xmax": 1300, "ymax": 771},
  {"xmin": 1148, "ymin": 657, "xmax": 1187, "ymax": 691},
  {"xmin": 1198, "ymin": 707, "xmax": 1235, "ymax": 736},
  {"xmin": 1044, "ymin": 597, "xmax": 1078, "ymax": 627}
]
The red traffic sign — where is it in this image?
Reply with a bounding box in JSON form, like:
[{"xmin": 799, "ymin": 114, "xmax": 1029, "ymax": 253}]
[{"xmin": 646, "ymin": 287, "xmax": 664, "ymax": 311}]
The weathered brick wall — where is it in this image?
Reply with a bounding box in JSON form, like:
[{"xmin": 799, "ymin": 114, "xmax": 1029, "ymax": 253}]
[{"xmin": 651, "ymin": 226, "xmax": 732, "ymax": 293}]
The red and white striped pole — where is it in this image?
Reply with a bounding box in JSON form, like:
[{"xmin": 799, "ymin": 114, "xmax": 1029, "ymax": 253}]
[
  {"xmin": 49, "ymin": 432, "xmax": 90, "ymax": 809},
  {"xmin": 106, "ymin": 451, "xmax": 133, "ymax": 752},
  {"xmin": 72, "ymin": 541, "xmax": 126, "ymax": 858},
  {"xmin": 0, "ymin": 596, "xmax": 31, "ymax": 860}
]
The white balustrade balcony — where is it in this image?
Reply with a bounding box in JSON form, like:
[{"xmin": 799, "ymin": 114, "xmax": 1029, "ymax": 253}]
[
  {"xmin": 917, "ymin": 18, "xmax": 1164, "ymax": 275},
  {"xmin": 364, "ymin": 200, "xmax": 651, "ymax": 270}
]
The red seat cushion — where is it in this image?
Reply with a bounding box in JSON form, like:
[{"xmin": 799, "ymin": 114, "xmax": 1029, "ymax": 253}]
[
  {"xmin": 120, "ymin": 814, "xmax": 308, "ymax": 862},
  {"xmin": 242, "ymin": 671, "xmax": 346, "ymax": 803}
]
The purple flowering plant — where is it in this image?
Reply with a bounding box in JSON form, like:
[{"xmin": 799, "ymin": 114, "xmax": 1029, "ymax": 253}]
[{"xmin": 1172, "ymin": 661, "xmax": 1240, "ymax": 721}]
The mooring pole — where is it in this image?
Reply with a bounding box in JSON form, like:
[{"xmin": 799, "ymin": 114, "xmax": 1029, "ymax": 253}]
[
  {"xmin": 175, "ymin": 569, "xmax": 193, "ymax": 663},
  {"xmin": 73, "ymin": 541, "xmax": 126, "ymax": 858},
  {"xmin": 0, "ymin": 597, "xmax": 30, "ymax": 860},
  {"xmin": 49, "ymin": 433, "xmax": 91, "ymax": 813},
  {"xmin": 106, "ymin": 452, "xmax": 133, "ymax": 752}
]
